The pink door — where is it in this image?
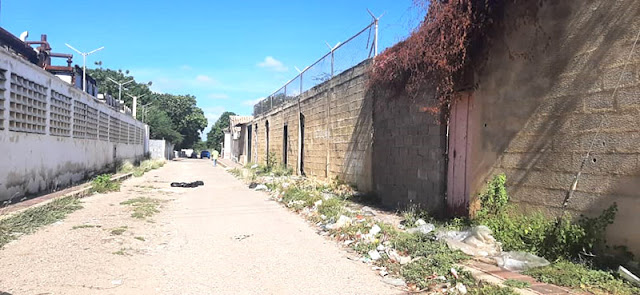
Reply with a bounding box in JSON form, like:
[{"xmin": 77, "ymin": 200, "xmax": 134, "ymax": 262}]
[{"xmin": 447, "ymin": 92, "xmax": 473, "ymax": 216}]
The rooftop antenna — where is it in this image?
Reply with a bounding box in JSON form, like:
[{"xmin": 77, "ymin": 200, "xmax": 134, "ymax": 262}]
[{"xmin": 367, "ymin": 9, "xmax": 385, "ymax": 57}]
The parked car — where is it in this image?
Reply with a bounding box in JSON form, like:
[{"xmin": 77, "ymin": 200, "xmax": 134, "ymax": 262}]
[{"xmin": 200, "ymin": 150, "xmax": 211, "ymax": 159}]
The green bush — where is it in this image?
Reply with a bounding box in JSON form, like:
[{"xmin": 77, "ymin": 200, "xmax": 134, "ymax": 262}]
[
  {"xmin": 91, "ymin": 174, "xmax": 120, "ymax": 193},
  {"xmin": 266, "ymin": 151, "xmax": 278, "ymax": 169},
  {"xmin": 474, "ymin": 174, "xmax": 618, "ymax": 261}
]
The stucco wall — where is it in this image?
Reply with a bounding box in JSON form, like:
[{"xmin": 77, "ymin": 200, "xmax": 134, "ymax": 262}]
[
  {"xmin": 469, "ymin": 1, "xmax": 640, "ymax": 254},
  {"xmin": 0, "ymin": 48, "xmax": 147, "ymax": 202},
  {"xmin": 250, "ymin": 61, "xmax": 373, "ymax": 191}
]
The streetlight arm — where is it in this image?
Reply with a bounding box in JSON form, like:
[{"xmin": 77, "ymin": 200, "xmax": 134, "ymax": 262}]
[
  {"xmin": 87, "ymin": 46, "xmax": 104, "ymax": 55},
  {"xmin": 65, "ymin": 43, "xmax": 83, "ymax": 55}
]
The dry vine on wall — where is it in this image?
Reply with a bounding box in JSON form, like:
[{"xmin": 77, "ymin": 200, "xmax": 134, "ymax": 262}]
[{"xmin": 369, "ymin": 0, "xmax": 506, "ymax": 120}]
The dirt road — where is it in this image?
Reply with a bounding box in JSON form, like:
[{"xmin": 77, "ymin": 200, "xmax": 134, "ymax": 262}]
[{"xmin": 0, "ymin": 159, "xmax": 401, "ymax": 295}]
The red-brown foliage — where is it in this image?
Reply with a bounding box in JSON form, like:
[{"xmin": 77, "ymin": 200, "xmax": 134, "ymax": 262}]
[{"xmin": 370, "ymin": 0, "xmax": 504, "ymax": 117}]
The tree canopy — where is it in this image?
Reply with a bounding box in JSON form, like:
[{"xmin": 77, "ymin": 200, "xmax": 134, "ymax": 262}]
[
  {"xmin": 206, "ymin": 111, "xmax": 236, "ymax": 152},
  {"xmin": 88, "ymin": 68, "xmax": 208, "ymax": 149}
]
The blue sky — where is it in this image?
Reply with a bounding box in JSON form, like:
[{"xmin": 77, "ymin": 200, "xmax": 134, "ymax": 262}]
[{"xmin": 1, "ymin": 0, "xmax": 424, "ymax": 134}]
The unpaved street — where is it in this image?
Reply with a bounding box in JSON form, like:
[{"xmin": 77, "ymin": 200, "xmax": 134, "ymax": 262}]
[{"xmin": 0, "ymin": 159, "xmax": 400, "ymax": 295}]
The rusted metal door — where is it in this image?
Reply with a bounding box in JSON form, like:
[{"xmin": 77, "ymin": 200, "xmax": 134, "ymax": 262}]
[{"xmin": 447, "ymin": 92, "xmax": 473, "ymax": 216}]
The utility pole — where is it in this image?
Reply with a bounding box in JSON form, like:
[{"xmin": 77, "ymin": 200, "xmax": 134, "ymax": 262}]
[
  {"xmin": 65, "ymin": 43, "xmax": 104, "ymax": 92},
  {"xmin": 125, "ymin": 93, "xmax": 145, "ymax": 119},
  {"xmin": 107, "ymin": 77, "xmax": 134, "ymax": 102}
]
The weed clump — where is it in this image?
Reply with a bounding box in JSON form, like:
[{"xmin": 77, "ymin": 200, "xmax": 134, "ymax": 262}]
[
  {"xmin": 474, "ymin": 173, "xmax": 618, "ymax": 261},
  {"xmin": 502, "ymin": 279, "xmax": 530, "ymax": 289},
  {"xmin": 120, "ymin": 197, "xmax": 162, "ymax": 219},
  {"xmin": 475, "ymin": 174, "xmax": 635, "ymax": 294},
  {"xmin": 91, "ymin": 174, "xmax": 120, "ymax": 193},
  {"xmin": 317, "ymin": 198, "xmax": 344, "ymax": 221},
  {"xmin": 110, "ymin": 226, "xmax": 128, "ymax": 235},
  {"xmin": 524, "ymin": 261, "xmax": 640, "ymax": 295},
  {"xmin": 72, "ymin": 224, "xmax": 100, "ymax": 230},
  {"xmin": 117, "ymin": 161, "xmax": 135, "ymax": 174}
]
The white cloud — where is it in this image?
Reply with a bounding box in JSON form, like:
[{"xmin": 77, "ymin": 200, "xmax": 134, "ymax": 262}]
[
  {"xmin": 180, "ymin": 65, "xmax": 192, "ymax": 71},
  {"xmin": 257, "ymin": 56, "xmax": 288, "ymax": 72},
  {"xmin": 242, "ymin": 97, "xmax": 265, "ymax": 106},
  {"xmin": 196, "ymin": 75, "xmax": 216, "ymax": 83},
  {"xmin": 207, "ymin": 93, "xmax": 229, "ymax": 100}
]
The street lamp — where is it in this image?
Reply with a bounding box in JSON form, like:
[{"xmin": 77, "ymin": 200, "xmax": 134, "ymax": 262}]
[
  {"xmin": 140, "ymin": 102, "xmax": 153, "ymax": 123},
  {"xmin": 125, "ymin": 93, "xmax": 146, "ymax": 119},
  {"xmin": 107, "ymin": 77, "xmax": 135, "ymax": 102},
  {"xmin": 64, "ymin": 43, "xmax": 104, "ymax": 92}
]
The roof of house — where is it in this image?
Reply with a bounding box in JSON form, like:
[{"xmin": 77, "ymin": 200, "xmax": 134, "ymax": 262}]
[{"xmin": 229, "ymin": 116, "xmax": 254, "ymax": 127}]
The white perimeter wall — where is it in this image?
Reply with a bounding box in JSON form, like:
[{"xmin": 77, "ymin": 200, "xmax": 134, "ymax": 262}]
[{"xmin": 0, "ymin": 48, "xmax": 148, "ymax": 202}]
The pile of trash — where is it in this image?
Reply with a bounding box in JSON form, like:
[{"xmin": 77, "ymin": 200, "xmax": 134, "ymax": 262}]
[
  {"xmin": 430, "ymin": 223, "xmax": 550, "ymax": 272},
  {"xmin": 240, "ymin": 168, "xmax": 551, "ymax": 292},
  {"xmin": 170, "ymin": 181, "xmax": 204, "ymax": 188}
]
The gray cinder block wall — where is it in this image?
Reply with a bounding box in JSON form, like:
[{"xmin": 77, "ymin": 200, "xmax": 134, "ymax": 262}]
[{"xmin": 468, "ymin": 0, "xmax": 640, "ymax": 255}]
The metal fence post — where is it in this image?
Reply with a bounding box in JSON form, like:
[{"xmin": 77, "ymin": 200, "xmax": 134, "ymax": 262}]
[
  {"xmin": 331, "ymin": 50, "xmax": 334, "ymax": 78},
  {"xmin": 374, "ymin": 19, "xmax": 379, "ymax": 57}
]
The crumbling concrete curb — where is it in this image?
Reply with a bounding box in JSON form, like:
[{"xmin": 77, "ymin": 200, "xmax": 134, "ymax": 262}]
[{"xmin": 0, "ymin": 173, "xmax": 133, "ymax": 221}]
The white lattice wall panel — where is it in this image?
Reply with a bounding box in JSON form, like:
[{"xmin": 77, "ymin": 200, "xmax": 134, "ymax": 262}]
[
  {"xmin": 0, "ymin": 68, "xmax": 6, "ymax": 130},
  {"xmin": 50, "ymin": 90, "xmax": 72, "ymax": 137},
  {"xmin": 109, "ymin": 116, "xmax": 119, "ymax": 142},
  {"xmin": 73, "ymin": 101, "xmax": 87, "ymax": 138},
  {"xmin": 135, "ymin": 126, "xmax": 142, "ymax": 144},
  {"xmin": 9, "ymin": 73, "xmax": 47, "ymax": 134},
  {"xmin": 98, "ymin": 111, "xmax": 109, "ymax": 141},
  {"xmin": 86, "ymin": 106, "xmax": 98, "ymax": 139}
]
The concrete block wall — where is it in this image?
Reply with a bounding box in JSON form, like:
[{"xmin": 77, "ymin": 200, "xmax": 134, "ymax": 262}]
[
  {"xmin": 373, "ymin": 89, "xmax": 447, "ymax": 214},
  {"xmin": 469, "ymin": 0, "xmax": 640, "ymax": 254},
  {"xmin": 149, "ymin": 139, "xmax": 174, "ymax": 160},
  {"xmin": 0, "ymin": 47, "xmax": 147, "ymax": 202},
  {"xmin": 250, "ymin": 61, "xmax": 372, "ymax": 191}
]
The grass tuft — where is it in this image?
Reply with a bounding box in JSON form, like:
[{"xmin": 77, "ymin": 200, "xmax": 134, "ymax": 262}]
[
  {"xmin": 468, "ymin": 285, "xmax": 518, "ymax": 295},
  {"xmin": 503, "ymin": 279, "xmax": 531, "ymax": 289},
  {"xmin": 71, "ymin": 224, "xmax": 100, "ymax": 230},
  {"xmin": 120, "ymin": 197, "xmax": 162, "ymax": 219},
  {"xmin": 110, "ymin": 226, "xmax": 128, "ymax": 235}
]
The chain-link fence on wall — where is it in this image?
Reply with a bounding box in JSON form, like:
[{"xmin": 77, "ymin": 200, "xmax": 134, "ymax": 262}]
[{"xmin": 254, "ymin": 20, "xmax": 378, "ymax": 116}]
